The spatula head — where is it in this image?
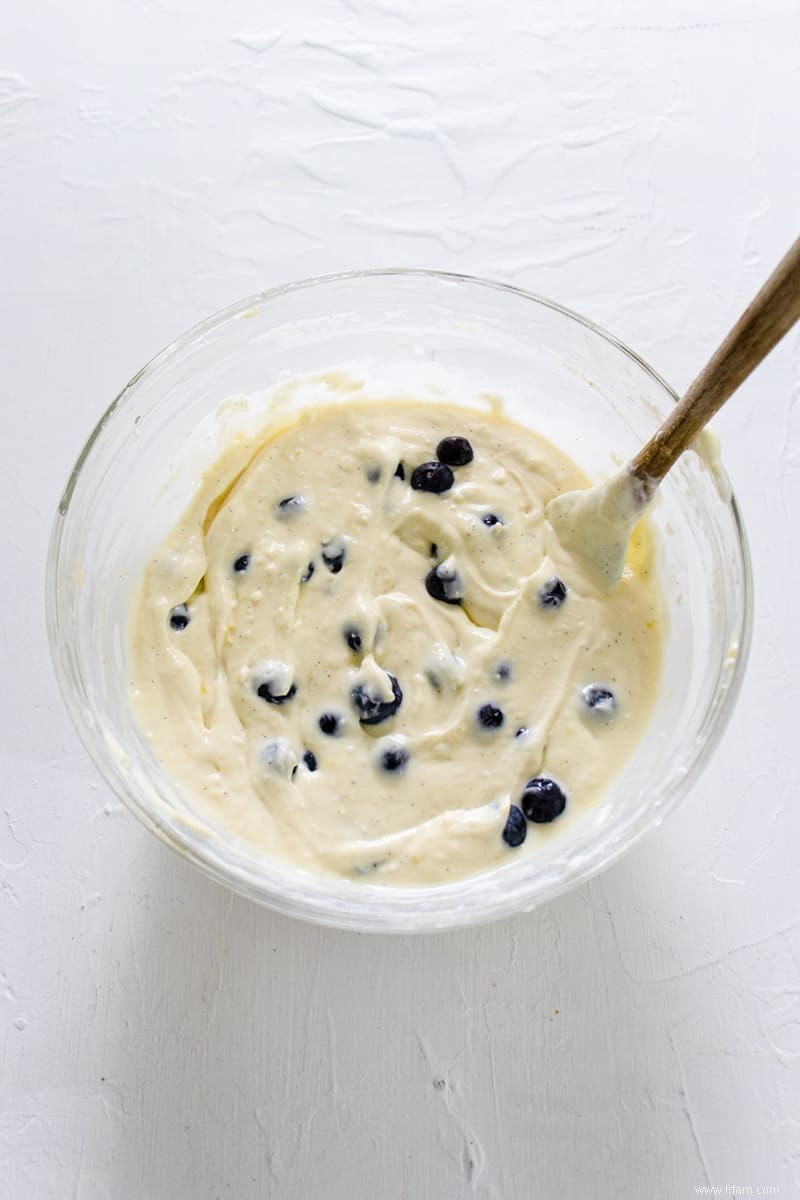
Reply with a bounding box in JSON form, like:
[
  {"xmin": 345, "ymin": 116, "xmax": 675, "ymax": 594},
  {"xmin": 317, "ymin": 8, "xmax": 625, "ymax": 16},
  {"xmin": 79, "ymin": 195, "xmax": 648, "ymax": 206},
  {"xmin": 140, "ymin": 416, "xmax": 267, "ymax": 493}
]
[{"xmin": 546, "ymin": 467, "xmax": 655, "ymax": 587}]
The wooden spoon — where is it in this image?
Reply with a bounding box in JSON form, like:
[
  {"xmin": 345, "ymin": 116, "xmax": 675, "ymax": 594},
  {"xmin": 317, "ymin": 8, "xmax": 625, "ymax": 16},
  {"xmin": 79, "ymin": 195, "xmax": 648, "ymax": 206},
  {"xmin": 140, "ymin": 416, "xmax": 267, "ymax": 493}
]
[{"xmin": 547, "ymin": 235, "xmax": 800, "ymax": 584}]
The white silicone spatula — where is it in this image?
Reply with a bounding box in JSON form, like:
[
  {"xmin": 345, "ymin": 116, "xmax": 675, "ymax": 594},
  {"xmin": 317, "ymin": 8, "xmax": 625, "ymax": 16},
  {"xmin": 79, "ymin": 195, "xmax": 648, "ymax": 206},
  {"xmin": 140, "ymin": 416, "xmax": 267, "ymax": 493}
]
[{"xmin": 548, "ymin": 235, "xmax": 800, "ymax": 584}]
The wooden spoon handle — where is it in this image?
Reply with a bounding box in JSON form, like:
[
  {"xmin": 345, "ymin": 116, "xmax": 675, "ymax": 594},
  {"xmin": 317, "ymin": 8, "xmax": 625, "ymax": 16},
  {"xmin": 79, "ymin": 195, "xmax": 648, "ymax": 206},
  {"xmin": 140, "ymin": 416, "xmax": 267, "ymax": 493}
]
[{"xmin": 631, "ymin": 235, "xmax": 800, "ymax": 483}]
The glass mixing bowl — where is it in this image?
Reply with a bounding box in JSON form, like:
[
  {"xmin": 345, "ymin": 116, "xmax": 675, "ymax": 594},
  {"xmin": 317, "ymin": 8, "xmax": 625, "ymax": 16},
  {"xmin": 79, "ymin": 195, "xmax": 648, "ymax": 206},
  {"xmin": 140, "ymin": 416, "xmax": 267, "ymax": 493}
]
[{"xmin": 46, "ymin": 270, "xmax": 752, "ymax": 933}]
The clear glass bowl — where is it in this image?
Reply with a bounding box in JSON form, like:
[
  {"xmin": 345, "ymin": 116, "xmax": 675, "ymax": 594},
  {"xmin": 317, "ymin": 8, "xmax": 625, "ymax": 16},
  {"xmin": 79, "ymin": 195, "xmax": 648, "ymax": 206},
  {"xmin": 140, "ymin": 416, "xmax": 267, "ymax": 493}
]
[{"xmin": 46, "ymin": 270, "xmax": 752, "ymax": 933}]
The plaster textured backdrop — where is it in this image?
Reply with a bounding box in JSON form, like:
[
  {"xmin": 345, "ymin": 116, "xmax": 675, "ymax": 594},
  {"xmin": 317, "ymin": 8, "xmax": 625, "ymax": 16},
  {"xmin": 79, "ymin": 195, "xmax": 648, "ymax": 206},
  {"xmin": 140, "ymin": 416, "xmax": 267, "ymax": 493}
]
[{"xmin": 2, "ymin": 0, "xmax": 799, "ymax": 1196}]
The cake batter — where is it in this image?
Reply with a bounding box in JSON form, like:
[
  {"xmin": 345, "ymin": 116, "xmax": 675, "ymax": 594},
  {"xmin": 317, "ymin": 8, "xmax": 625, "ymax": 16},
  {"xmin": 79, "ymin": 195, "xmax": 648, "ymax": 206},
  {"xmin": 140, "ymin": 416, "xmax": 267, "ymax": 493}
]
[{"xmin": 129, "ymin": 380, "xmax": 662, "ymax": 885}]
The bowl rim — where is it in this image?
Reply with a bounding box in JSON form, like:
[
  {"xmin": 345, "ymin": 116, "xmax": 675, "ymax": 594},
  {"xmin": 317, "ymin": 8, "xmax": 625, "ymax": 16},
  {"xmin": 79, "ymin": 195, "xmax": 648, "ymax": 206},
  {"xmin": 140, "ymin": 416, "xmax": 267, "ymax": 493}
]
[{"xmin": 46, "ymin": 267, "xmax": 754, "ymax": 933}]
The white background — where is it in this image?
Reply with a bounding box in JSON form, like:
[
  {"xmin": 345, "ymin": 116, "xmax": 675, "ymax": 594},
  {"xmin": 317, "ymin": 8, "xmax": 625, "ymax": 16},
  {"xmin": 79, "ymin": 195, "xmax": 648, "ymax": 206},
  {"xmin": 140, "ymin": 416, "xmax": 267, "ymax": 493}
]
[{"xmin": 3, "ymin": 1, "xmax": 800, "ymax": 1196}]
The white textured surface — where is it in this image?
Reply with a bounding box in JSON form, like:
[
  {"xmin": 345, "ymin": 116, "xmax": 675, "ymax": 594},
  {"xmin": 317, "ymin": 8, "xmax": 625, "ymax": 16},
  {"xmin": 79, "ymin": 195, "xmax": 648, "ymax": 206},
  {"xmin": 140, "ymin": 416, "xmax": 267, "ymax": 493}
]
[{"xmin": 3, "ymin": 0, "xmax": 799, "ymax": 1195}]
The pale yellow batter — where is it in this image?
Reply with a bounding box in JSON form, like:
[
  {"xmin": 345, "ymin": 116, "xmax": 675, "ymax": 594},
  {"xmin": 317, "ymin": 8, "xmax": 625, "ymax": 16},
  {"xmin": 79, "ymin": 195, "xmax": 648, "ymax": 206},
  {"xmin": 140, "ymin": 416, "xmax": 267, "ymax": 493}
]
[{"xmin": 129, "ymin": 383, "xmax": 663, "ymax": 885}]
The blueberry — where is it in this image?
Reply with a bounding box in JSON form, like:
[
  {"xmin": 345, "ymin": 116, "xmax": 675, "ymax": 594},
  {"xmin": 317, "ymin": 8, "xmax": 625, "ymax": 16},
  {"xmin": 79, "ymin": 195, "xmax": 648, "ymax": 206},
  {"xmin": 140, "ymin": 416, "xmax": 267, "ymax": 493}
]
[
  {"xmin": 478, "ymin": 703, "xmax": 504, "ymax": 729},
  {"xmin": 494, "ymin": 662, "xmax": 511, "ymax": 682},
  {"xmin": 538, "ymin": 577, "xmax": 568, "ymax": 609},
  {"xmin": 351, "ymin": 673, "xmax": 403, "ymax": 725},
  {"xmin": 436, "ymin": 436, "xmax": 473, "ymax": 467},
  {"xmin": 259, "ymin": 737, "xmax": 298, "ymax": 777},
  {"xmin": 345, "ymin": 627, "xmax": 362, "ymax": 653},
  {"xmin": 169, "ymin": 604, "xmax": 190, "ymax": 631},
  {"xmin": 318, "ymin": 712, "xmax": 342, "ymax": 736},
  {"xmin": 394, "ymin": 462, "xmax": 405, "ymax": 481},
  {"xmin": 323, "ymin": 550, "xmax": 345, "ymax": 574},
  {"xmin": 581, "ymin": 685, "xmax": 617, "ymax": 716},
  {"xmin": 367, "ymin": 466, "xmax": 381, "ymax": 484},
  {"xmin": 233, "ymin": 553, "xmax": 251, "ymax": 573},
  {"xmin": 277, "ymin": 495, "xmax": 306, "ymax": 516},
  {"xmin": 302, "ymin": 750, "xmax": 318, "ymax": 772},
  {"xmin": 482, "ymin": 513, "xmax": 502, "ymax": 527},
  {"xmin": 300, "ymin": 561, "xmax": 315, "ymax": 583},
  {"xmin": 520, "ymin": 777, "xmax": 567, "ymax": 823},
  {"xmin": 502, "ymin": 804, "xmax": 527, "ymax": 847},
  {"xmin": 515, "ymin": 726, "xmax": 529, "ymax": 739},
  {"xmin": 253, "ymin": 661, "xmax": 296, "ymax": 706},
  {"xmin": 425, "ymin": 565, "xmax": 462, "ymax": 605},
  {"xmin": 321, "ymin": 540, "xmax": 346, "ymax": 574},
  {"xmin": 257, "ymin": 681, "xmax": 297, "ymax": 705},
  {"xmin": 410, "ymin": 462, "xmax": 454, "ymax": 494},
  {"xmin": 380, "ymin": 746, "xmax": 409, "ymax": 772}
]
